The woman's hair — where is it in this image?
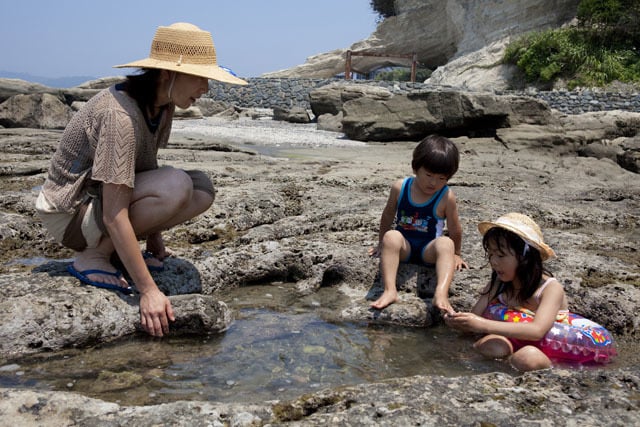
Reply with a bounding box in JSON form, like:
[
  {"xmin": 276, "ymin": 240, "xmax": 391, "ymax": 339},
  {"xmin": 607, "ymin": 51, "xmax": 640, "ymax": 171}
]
[
  {"xmin": 122, "ymin": 69, "xmax": 162, "ymax": 118},
  {"xmin": 411, "ymin": 134, "xmax": 459, "ymax": 178},
  {"xmin": 482, "ymin": 227, "xmax": 550, "ymax": 303}
]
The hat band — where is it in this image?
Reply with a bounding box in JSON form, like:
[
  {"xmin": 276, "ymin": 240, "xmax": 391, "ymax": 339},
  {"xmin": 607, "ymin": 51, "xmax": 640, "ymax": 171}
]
[{"xmin": 150, "ymin": 40, "xmax": 217, "ymax": 65}]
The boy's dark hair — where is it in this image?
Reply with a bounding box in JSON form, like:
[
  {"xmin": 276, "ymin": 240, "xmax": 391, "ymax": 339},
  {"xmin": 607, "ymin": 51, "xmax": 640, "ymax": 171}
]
[
  {"xmin": 411, "ymin": 134, "xmax": 459, "ymax": 178},
  {"xmin": 482, "ymin": 227, "xmax": 550, "ymax": 304}
]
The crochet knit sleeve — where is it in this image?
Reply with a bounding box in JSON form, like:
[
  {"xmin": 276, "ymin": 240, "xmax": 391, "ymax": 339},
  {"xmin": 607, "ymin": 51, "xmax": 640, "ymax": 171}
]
[{"xmin": 91, "ymin": 108, "xmax": 138, "ymax": 188}]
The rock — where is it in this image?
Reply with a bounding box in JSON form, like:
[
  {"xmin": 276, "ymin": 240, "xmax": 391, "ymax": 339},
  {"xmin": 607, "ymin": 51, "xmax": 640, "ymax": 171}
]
[
  {"xmin": 317, "ymin": 112, "xmax": 343, "ymax": 132},
  {"xmin": 0, "ymin": 78, "xmax": 53, "ymax": 103},
  {"xmin": 0, "ymin": 111, "xmax": 638, "ymax": 424},
  {"xmin": 309, "ymin": 82, "xmax": 393, "ymax": 116},
  {"xmin": 195, "ymin": 98, "xmax": 231, "ymax": 116},
  {"xmin": 264, "ymin": 0, "xmax": 579, "ymax": 91},
  {"xmin": 273, "ymin": 106, "xmax": 311, "ymax": 123},
  {"xmin": 618, "ymin": 137, "xmax": 640, "ymax": 173},
  {"xmin": 174, "ymin": 106, "xmax": 203, "ymax": 119},
  {"xmin": 341, "ymin": 89, "xmax": 554, "ymax": 141},
  {"xmin": 0, "ymin": 93, "xmax": 74, "ymax": 129}
]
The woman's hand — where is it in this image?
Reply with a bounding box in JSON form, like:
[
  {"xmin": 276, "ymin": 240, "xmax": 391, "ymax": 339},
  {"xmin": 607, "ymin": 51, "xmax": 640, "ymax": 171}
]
[{"xmin": 139, "ymin": 288, "xmax": 175, "ymax": 337}]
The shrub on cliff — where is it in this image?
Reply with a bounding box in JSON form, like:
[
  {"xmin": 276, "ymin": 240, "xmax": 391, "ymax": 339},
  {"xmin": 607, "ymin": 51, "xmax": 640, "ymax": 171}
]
[
  {"xmin": 503, "ymin": 0, "xmax": 640, "ymax": 89},
  {"xmin": 370, "ymin": 0, "xmax": 396, "ymax": 22}
]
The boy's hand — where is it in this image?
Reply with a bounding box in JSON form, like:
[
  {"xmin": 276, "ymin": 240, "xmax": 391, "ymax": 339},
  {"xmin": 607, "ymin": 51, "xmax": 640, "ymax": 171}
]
[
  {"xmin": 454, "ymin": 255, "xmax": 468, "ymax": 271},
  {"xmin": 368, "ymin": 245, "xmax": 381, "ymax": 258}
]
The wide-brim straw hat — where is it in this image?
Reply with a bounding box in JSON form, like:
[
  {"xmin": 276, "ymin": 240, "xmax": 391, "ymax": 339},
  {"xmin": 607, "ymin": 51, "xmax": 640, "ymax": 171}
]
[
  {"xmin": 114, "ymin": 22, "xmax": 247, "ymax": 85},
  {"xmin": 478, "ymin": 212, "xmax": 556, "ymax": 260}
]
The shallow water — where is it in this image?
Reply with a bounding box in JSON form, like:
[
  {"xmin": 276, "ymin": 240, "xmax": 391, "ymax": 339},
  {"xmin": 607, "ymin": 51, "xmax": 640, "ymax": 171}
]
[{"xmin": 0, "ymin": 284, "xmax": 630, "ymax": 406}]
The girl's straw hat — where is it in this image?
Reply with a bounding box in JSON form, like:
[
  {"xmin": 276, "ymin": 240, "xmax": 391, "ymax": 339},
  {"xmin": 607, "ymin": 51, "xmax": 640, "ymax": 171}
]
[
  {"xmin": 114, "ymin": 22, "xmax": 247, "ymax": 85},
  {"xmin": 478, "ymin": 212, "xmax": 556, "ymax": 260}
]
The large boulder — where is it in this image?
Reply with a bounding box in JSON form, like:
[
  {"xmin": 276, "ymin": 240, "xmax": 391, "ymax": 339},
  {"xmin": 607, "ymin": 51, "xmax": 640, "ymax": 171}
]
[
  {"xmin": 309, "ymin": 82, "xmax": 392, "ymax": 117},
  {"xmin": 340, "ymin": 89, "xmax": 555, "ymax": 141},
  {"xmin": 0, "ymin": 93, "xmax": 74, "ymax": 129},
  {"xmin": 0, "ymin": 78, "xmax": 52, "ymax": 103}
]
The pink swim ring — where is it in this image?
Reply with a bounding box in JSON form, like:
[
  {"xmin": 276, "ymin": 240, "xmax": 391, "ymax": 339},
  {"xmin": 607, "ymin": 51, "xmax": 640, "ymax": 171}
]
[{"xmin": 483, "ymin": 302, "xmax": 617, "ymax": 364}]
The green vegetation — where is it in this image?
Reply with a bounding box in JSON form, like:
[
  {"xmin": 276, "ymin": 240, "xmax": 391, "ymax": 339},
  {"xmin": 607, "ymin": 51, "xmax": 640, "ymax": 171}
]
[
  {"xmin": 503, "ymin": 0, "xmax": 640, "ymax": 89},
  {"xmin": 370, "ymin": 0, "xmax": 396, "ymax": 22},
  {"xmin": 373, "ymin": 67, "xmax": 432, "ymax": 82}
]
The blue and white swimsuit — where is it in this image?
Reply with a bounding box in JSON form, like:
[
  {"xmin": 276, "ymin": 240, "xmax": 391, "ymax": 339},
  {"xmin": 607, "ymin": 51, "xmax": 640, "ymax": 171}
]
[{"xmin": 394, "ymin": 177, "xmax": 448, "ymax": 264}]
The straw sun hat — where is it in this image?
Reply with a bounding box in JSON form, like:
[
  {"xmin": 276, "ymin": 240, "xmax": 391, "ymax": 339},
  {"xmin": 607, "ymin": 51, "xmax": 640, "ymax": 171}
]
[
  {"xmin": 114, "ymin": 22, "xmax": 247, "ymax": 85},
  {"xmin": 478, "ymin": 212, "xmax": 556, "ymax": 260}
]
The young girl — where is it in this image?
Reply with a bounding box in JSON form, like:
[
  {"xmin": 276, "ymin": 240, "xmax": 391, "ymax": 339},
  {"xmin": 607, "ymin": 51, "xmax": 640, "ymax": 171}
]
[{"xmin": 445, "ymin": 212, "xmax": 616, "ymax": 371}]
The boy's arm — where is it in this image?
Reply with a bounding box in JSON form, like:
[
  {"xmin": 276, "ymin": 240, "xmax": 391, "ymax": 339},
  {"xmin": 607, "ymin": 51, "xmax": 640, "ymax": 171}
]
[
  {"xmin": 444, "ymin": 191, "xmax": 468, "ymax": 269},
  {"xmin": 377, "ymin": 180, "xmax": 402, "ymax": 243}
]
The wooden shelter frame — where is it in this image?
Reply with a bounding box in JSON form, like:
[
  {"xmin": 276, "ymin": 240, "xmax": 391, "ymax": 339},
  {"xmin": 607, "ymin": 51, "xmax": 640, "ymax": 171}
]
[{"xmin": 345, "ymin": 50, "xmax": 418, "ymax": 82}]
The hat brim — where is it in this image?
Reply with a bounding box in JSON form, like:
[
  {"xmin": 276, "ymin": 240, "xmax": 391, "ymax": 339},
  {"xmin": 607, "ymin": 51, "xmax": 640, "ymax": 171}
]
[
  {"xmin": 114, "ymin": 59, "xmax": 247, "ymax": 85},
  {"xmin": 478, "ymin": 221, "xmax": 556, "ymax": 260}
]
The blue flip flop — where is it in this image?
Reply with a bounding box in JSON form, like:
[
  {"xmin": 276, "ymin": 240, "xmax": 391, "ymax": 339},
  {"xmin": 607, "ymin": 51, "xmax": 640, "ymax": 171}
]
[
  {"xmin": 67, "ymin": 264, "xmax": 134, "ymax": 295},
  {"xmin": 142, "ymin": 251, "xmax": 164, "ymax": 272}
]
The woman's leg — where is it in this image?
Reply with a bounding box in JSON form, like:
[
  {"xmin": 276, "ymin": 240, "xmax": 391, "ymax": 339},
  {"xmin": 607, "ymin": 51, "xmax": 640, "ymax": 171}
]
[
  {"xmin": 128, "ymin": 166, "xmax": 214, "ymax": 237},
  {"xmin": 71, "ymin": 167, "xmax": 213, "ymax": 287}
]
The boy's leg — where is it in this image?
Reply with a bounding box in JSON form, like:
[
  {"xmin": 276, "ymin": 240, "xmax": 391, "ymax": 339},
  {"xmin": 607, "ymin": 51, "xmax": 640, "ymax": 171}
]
[
  {"xmin": 371, "ymin": 230, "xmax": 410, "ymax": 309},
  {"xmin": 423, "ymin": 236, "xmax": 455, "ymax": 313}
]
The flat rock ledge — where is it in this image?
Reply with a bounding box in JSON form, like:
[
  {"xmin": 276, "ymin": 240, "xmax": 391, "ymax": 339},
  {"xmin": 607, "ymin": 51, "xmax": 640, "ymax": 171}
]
[{"xmin": 1, "ymin": 368, "xmax": 638, "ymax": 426}]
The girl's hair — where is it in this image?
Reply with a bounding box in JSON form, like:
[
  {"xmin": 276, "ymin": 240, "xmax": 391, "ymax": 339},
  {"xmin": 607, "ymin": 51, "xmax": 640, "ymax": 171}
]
[
  {"xmin": 482, "ymin": 227, "xmax": 550, "ymax": 303},
  {"xmin": 122, "ymin": 69, "xmax": 162, "ymax": 118},
  {"xmin": 411, "ymin": 134, "xmax": 459, "ymax": 178}
]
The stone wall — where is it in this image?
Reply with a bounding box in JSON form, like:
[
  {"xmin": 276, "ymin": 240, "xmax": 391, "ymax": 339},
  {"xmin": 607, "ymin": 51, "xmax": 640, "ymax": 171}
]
[{"xmin": 208, "ymin": 78, "xmax": 640, "ymax": 116}]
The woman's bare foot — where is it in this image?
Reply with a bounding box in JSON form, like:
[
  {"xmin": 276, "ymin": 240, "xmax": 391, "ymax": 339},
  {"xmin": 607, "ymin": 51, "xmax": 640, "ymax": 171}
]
[
  {"xmin": 370, "ymin": 290, "xmax": 398, "ymax": 309},
  {"xmin": 73, "ymin": 249, "xmax": 129, "ymax": 289}
]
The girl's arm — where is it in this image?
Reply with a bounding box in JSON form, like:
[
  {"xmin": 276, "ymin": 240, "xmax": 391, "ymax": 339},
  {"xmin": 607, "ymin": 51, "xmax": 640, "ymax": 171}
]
[
  {"xmin": 447, "ymin": 279, "xmax": 565, "ymax": 341},
  {"xmin": 102, "ymin": 183, "xmax": 175, "ymax": 336}
]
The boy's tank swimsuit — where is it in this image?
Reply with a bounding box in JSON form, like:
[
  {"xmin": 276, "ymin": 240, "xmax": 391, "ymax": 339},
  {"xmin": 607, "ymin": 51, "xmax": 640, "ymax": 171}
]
[
  {"xmin": 394, "ymin": 177, "xmax": 448, "ymax": 264},
  {"xmin": 482, "ymin": 279, "xmax": 617, "ymax": 364}
]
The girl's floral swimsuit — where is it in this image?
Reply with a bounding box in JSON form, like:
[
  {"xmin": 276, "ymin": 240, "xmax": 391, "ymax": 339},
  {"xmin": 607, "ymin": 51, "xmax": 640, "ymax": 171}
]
[{"xmin": 482, "ymin": 278, "xmax": 617, "ymax": 364}]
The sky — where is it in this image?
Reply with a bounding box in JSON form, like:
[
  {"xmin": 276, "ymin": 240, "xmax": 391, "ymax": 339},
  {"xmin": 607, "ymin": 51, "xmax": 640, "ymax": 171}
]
[{"xmin": 1, "ymin": 0, "xmax": 378, "ymax": 80}]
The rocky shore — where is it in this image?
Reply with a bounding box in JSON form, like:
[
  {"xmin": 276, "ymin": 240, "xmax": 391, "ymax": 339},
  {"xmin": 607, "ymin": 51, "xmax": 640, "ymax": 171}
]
[{"xmin": 0, "ymin": 106, "xmax": 639, "ymax": 424}]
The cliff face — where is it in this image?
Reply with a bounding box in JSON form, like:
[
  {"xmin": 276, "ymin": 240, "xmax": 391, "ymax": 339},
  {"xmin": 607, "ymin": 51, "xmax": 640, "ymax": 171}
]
[{"xmin": 264, "ymin": 0, "xmax": 579, "ymax": 90}]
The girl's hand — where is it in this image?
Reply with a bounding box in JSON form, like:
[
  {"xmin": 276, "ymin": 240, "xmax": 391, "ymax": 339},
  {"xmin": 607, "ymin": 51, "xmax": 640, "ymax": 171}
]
[{"xmin": 444, "ymin": 311, "xmax": 484, "ymax": 333}]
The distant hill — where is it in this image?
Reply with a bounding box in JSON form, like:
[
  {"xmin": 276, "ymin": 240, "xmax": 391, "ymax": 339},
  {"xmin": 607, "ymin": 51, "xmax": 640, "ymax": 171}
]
[{"xmin": 0, "ymin": 70, "xmax": 97, "ymax": 88}]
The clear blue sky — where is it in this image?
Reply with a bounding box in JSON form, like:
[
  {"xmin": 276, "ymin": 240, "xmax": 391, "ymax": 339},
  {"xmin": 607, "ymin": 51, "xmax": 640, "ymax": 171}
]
[{"xmin": 2, "ymin": 0, "xmax": 378, "ymax": 79}]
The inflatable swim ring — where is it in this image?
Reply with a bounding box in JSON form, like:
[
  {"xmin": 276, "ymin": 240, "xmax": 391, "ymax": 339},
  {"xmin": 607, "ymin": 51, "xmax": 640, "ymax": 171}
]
[{"xmin": 482, "ymin": 302, "xmax": 617, "ymax": 364}]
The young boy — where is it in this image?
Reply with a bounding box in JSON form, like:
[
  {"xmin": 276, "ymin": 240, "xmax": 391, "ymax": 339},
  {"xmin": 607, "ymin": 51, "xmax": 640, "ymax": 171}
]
[{"xmin": 369, "ymin": 135, "xmax": 467, "ymax": 313}]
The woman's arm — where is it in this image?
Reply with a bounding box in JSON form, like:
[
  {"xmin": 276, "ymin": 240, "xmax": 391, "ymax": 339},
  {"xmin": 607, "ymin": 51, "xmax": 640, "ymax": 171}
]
[{"xmin": 102, "ymin": 183, "xmax": 175, "ymax": 336}]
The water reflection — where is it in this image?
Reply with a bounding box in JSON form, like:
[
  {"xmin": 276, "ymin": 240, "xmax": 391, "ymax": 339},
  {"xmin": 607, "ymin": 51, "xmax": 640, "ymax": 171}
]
[{"xmin": 0, "ymin": 306, "xmax": 514, "ymax": 406}]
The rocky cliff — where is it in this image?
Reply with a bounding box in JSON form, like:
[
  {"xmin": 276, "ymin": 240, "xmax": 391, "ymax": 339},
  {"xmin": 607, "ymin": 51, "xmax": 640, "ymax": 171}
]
[{"xmin": 264, "ymin": 0, "xmax": 579, "ymax": 90}]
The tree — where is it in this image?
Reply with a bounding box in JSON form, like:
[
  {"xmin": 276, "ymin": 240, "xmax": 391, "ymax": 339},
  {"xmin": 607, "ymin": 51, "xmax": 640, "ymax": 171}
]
[{"xmin": 370, "ymin": 0, "xmax": 396, "ymax": 22}]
